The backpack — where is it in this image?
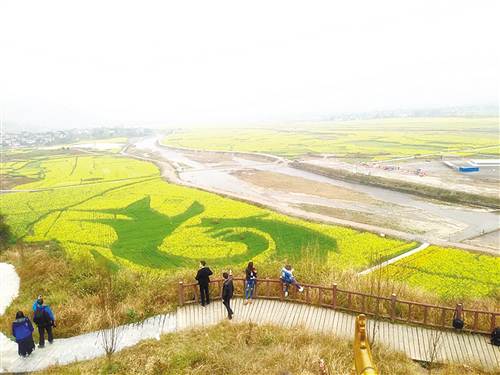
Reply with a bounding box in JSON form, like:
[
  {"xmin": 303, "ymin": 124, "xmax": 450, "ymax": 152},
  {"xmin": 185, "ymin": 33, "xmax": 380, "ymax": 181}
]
[
  {"xmin": 33, "ymin": 306, "xmax": 50, "ymax": 326},
  {"xmin": 491, "ymin": 327, "xmax": 500, "ymax": 346},
  {"xmin": 452, "ymin": 309, "xmax": 464, "ymax": 330},
  {"xmin": 452, "ymin": 318, "xmax": 464, "ymax": 329}
]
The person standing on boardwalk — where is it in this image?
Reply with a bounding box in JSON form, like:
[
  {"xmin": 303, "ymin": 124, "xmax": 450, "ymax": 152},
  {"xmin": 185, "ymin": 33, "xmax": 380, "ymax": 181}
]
[
  {"xmin": 195, "ymin": 260, "xmax": 213, "ymax": 306},
  {"xmin": 243, "ymin": 261, "xmax": 257, "ymax": 305},
  {"xmin": 12, "ymin": 311, "xmax": 36, "ymax": 357},
  {"xmin": 280, "ymin": 265, "xmax": 304, "ymax": 297},
  {"xmin": 32, "ymin": 295, "xmax": 56, "ymax": 348},
  {"xmin": 222, "ymin": 271, "xmax": 234, "ymax": 319}
]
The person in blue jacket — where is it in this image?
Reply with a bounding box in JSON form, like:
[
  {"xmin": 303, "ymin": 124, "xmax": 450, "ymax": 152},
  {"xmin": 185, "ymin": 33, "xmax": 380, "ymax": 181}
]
[
  {"xmin": 32, "ymin": 295, "xmax": 56, "ymax": 347},
  {"xmin": 280, "ymin": 264, "xmax": 304, "ymax": 297},
  {"xmin": 12, "ymin": 311, "xmax": 36, "ymax": 357}
]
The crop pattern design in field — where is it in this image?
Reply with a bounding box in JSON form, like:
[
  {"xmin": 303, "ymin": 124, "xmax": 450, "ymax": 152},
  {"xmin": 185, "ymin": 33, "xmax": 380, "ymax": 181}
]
[{"xmin": 1, "ymin": 155, "xmax": 412, "ymax": 271}]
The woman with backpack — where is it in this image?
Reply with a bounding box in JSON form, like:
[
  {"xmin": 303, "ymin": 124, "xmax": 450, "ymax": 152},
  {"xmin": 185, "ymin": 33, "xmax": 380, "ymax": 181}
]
[
  {"xmin": 12, "ymin": 311, "xmax": 36, "ymax": 357},
  {"xmin": 243, "ymin": 261, "xmax": 257, "ymax": 305}
]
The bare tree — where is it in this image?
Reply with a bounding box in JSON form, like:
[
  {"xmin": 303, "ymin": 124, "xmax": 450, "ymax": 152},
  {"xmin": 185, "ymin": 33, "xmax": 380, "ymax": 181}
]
[
  {"xmin": 96, "ymin": 267, "xmax": 123, "ymax": 359},
  {"xmin": 366, "ymin": 250, "xmax": 386, "ymax": 348},
  {"xmin": 425, "ymin": 329, "xmax": 443, "ymax": 374},
  {"xmin": 368, "ymin": 247, "xmax": 412, "ymax": 347},
  {"xmin": 365, "ymin": 248, "xmax": 407, "ymax": 348}
]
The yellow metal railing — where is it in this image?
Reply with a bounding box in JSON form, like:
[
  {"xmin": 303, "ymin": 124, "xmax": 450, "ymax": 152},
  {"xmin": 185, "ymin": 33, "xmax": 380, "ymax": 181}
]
[{"xmin": 353, "ymin": 314, "xmax": 378, "ymax": 375}]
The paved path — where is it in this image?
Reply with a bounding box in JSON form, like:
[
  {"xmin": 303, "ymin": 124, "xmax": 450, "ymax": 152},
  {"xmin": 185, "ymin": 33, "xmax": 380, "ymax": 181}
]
[
  {"xmin": 0, "ymin": 314, "xmax": 177, "ymax": 373},
  {"xmin": 358, "ymin": 242, "xmax": 430, "ymax": 276},
  {"xmin": 1, "ymin": 299, "xmax": 498, "ymax": 373}
]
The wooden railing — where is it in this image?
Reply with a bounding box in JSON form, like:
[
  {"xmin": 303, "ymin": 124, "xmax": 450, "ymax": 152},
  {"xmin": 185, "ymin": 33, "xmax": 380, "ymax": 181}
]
[
  {"xmin": 352, "ymin": 314, "xmax": 378, "ymax": 375},
  {"xmin": 178, "ymin": 278, "xmax": 499, "ymax": 334}
]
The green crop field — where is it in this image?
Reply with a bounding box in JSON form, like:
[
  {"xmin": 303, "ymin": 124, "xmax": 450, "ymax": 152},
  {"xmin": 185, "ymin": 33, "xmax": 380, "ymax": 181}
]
[
  {"xmin": 163, "ymin": 117, "xmax": 499, "ymax": 160},
  {"xmin": 385, "ymin": 246, "xmax": 500, "ymax": 299},
  {"xmin": 1, "ymin": 153, "xmax": 498, "ymax": 298}
]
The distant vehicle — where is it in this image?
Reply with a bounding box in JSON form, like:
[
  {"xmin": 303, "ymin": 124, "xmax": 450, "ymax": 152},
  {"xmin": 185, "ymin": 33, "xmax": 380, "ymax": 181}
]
[{"xmin": 458, "ymin": 166, "xmax": 479, "ymax": 173}]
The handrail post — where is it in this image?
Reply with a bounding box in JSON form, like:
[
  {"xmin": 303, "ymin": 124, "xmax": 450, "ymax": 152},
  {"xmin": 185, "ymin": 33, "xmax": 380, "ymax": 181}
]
[
  {"xmin": 455, "ymin": 303, "xmax": 463, "ymax": 321},
  {"xmin": 472, "ymin": 311, "xmax": 479, "ymax": 331},
  {"xmin": 280, "ymin": 279, "xmax": 284, "ymax": 301},
  {"xmin": 353, "ymin": 314, "xmax": 378, "ymax": 374},
  {"xmin": 491, "ymin": 313, "xmax": 497, "ymax": 332},
  {"xmin": 332, "ymin": 283, "xmax": 337, "ymax": 309},
  {"xmin": 193, "ymin": 284, "xmax": 199, "ymax": 304},
  {"xmin": 178, "ymin": 281, "xmax": 184, "ymax": 306},
  {"xmin": 390, "ymin": 293, "xmax": 397, "ymax": 322}
]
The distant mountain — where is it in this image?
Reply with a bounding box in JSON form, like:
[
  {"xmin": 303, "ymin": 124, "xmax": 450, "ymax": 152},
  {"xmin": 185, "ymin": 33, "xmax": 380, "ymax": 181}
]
[{"xmin": 324, "ymin": 105, "xmax": 499, "ymax": 121}]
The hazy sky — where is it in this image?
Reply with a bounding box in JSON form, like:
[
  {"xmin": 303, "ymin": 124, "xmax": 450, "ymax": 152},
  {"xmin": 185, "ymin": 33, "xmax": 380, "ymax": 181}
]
[{"xmin": 0, "ymin": 0, "xmax": 498, "ymax": 129}]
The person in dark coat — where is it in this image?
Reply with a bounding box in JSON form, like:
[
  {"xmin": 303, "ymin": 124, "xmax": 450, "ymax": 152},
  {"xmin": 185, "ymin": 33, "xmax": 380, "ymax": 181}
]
[
  {"xmin": 222, "ymin": 271, "xmax": 234, "ymax": 319},
  {"xmin": 32, "ymin": 296, "xmax": 56, "ymax": 348},
  {"xmin": 12, "ymin": 311, "xmax": 36, "ymax": 357},
  {"xmin": 195, "ymin": 260, "xmax": 213, "ymax": 306}
]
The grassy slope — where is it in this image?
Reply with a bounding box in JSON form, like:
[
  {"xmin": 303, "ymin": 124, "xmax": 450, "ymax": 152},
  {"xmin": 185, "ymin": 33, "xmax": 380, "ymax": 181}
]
[
  {"xmin": 39, "ymin": 323, "xmax": 492, "ymax": 375},
  {"xmin": 0, "ymin": 244, "xmax": 186, "ymax": 338},
  {"xmin": 163, "ymin": 117, "xmax": 500, "ymax": 159}
]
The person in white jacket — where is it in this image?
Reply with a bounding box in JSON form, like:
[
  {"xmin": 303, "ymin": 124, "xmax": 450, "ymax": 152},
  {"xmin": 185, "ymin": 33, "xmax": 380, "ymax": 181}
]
[{"xmin": 280, "ymin": 265, "xmax": 304, "ymax": 297}]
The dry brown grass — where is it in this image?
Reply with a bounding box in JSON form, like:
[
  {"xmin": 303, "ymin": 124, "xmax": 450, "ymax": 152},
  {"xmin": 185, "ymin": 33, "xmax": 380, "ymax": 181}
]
[
  {"xmin": 0, "ymin": 243, "xmax": 191, "ymax": 339},
  {"xmin": 39, "ymin": 323, "xmax": 494, "ymax": 375},
  {"xmin": 39, "ymin": 322, "xmax": 425, "ymax": 375}
]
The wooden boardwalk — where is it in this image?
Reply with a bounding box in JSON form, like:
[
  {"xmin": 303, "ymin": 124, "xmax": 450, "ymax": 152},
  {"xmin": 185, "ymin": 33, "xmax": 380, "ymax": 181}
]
[
  {"xmin": 1, "ymin": 299, "xmax": 498, "ymax": 373},
  {"xmin": 178, "ymin": 299, "xmax": 500, "ymax": 371}
]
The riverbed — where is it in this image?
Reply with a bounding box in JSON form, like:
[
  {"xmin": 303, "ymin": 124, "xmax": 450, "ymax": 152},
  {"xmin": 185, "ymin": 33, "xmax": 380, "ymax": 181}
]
[{"xmin": 131, "ymin": 137, "xmax": 499, "ymax": 248}]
